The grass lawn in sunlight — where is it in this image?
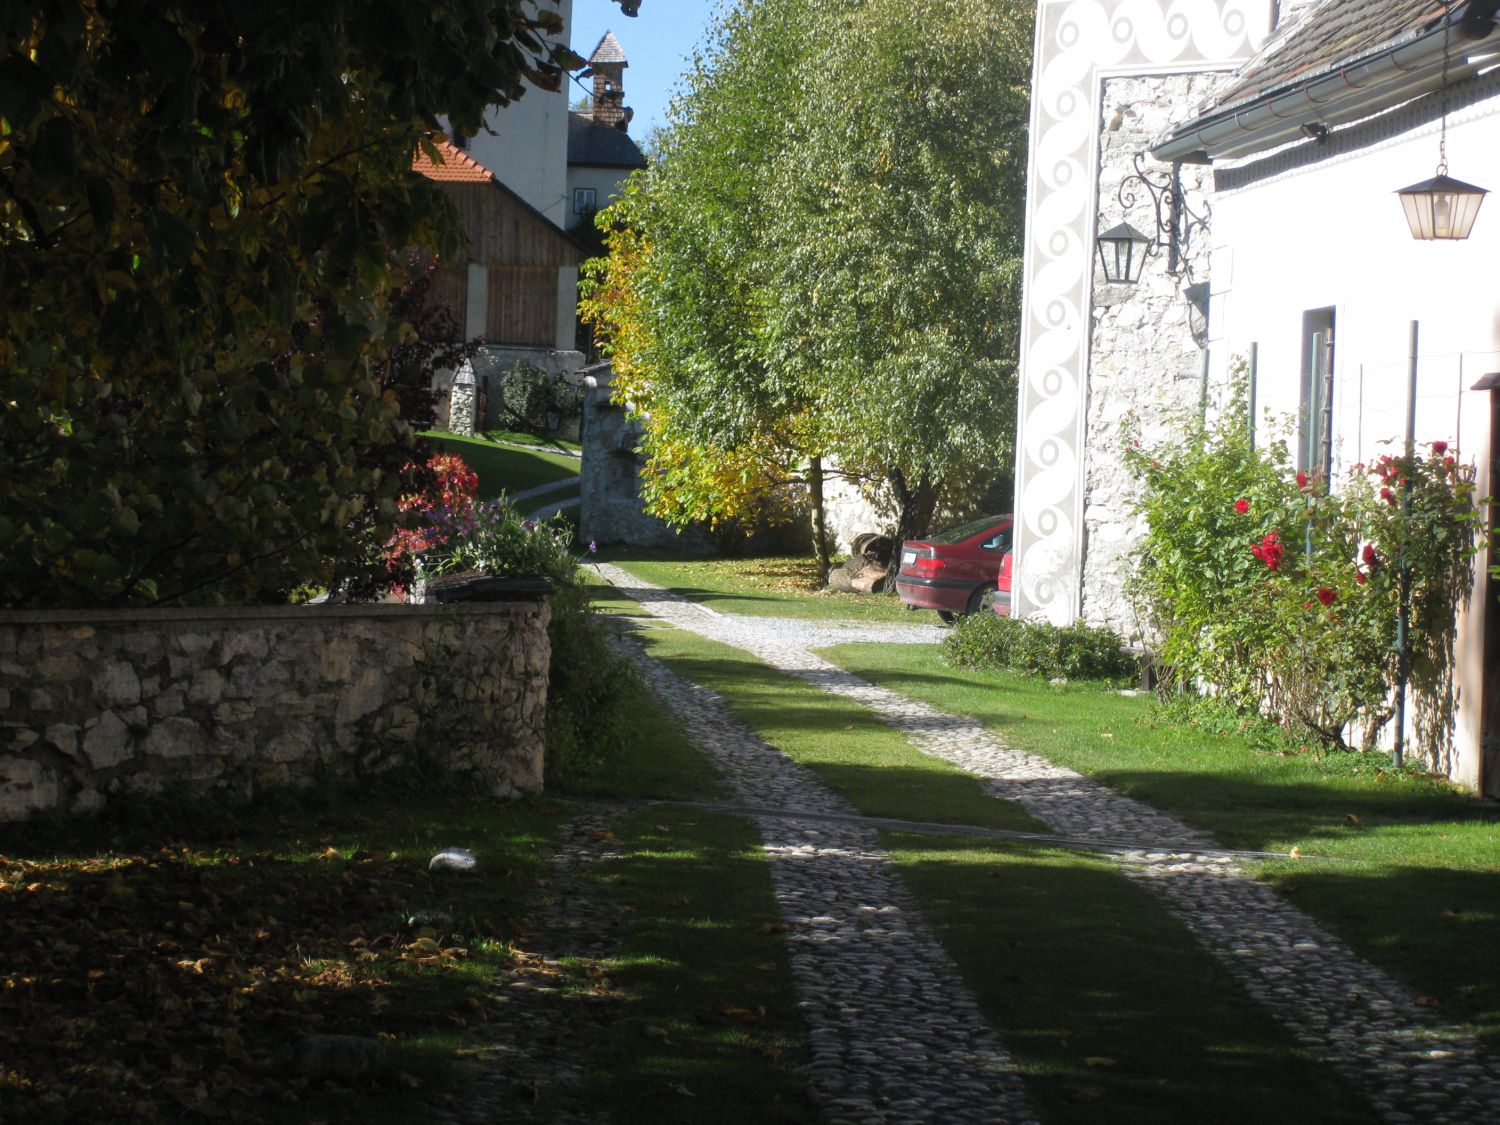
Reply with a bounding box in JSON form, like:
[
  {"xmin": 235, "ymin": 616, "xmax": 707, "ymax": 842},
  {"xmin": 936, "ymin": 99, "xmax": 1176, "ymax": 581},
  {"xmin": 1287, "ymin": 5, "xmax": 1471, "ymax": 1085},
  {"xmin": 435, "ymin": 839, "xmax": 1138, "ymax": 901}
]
[
  {"xmin": 819, "ymin": 641, "xmax": 1500, "ymax": 1048},
  {"xmin": 601, "ymin": 553, "xmax": 928, "ymax": 623},
  {"xmin": 423, "ymin": 431, "xmax": 579, "ymax": 498}
]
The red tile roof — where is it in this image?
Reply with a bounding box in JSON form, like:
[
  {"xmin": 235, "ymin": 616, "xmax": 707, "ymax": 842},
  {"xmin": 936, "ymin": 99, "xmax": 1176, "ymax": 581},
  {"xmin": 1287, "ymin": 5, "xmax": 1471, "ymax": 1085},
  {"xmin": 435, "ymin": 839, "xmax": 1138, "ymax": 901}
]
[{"xmin": 411, "ymin": 139, "xmax": 497, "ymax": 183}]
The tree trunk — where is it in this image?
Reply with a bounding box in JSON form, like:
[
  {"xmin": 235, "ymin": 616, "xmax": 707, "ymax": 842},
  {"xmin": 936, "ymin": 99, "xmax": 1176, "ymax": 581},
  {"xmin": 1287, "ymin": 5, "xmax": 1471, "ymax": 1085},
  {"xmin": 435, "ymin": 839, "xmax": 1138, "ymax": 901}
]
[
  {"xmin": 810, "ymin": 455, "xmax": 831, "ymax": 587},
  {"xmin": 885, "ymin": 467, "xmax": 938, "ymax": 584}
]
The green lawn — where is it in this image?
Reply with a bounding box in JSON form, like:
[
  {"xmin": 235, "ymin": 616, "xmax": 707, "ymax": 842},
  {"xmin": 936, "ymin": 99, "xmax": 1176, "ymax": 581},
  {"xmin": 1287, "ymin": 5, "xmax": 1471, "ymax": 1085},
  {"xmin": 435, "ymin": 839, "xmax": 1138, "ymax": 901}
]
[
  {"xmin": 616, "ymin": 619, "xmax": 1375, "ymax": 1123},
  {"xmin": 482, "ymin": 429, "xmax": 582, "ymax": 454},
  {"xmin": 602, "ymin": 553, "xmax": 928, "ymax": 623},
  {"xmin": 819, "ymin": 642, "xmax": 1500, "ymax": 1047},
  {"xmin": 423, "ymin": 431, "xmax": 579, "ymax": 497}
]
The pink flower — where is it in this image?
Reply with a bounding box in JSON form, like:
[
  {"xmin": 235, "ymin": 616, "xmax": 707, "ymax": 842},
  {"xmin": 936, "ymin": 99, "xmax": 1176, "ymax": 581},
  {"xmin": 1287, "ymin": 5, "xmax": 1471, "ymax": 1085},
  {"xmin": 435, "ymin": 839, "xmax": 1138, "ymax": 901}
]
[{"xmin": 1234, "ymin": 498, "xmax": 1250, "ymax": 515}]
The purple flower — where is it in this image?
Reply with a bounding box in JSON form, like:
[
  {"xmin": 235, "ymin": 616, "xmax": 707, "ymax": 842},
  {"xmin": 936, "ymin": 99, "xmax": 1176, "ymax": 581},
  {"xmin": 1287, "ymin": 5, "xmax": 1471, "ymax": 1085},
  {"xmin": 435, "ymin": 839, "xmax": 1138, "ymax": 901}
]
[{"xmin": 588, "ymin": 539, "xmax": 598, "ymax": 555}]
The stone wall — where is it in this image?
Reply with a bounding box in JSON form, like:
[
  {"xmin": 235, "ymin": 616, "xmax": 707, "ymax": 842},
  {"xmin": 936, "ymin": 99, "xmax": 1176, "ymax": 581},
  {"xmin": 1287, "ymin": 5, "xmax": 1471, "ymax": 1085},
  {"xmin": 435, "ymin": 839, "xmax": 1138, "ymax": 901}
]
[
  {"xmin": 1081, "ymin": 73, "xmax": 1221, "ymax": 637},
  {"xmin": 0, "ymin": 599, "xmax": 551, "ymax": 823},
  {"xmin": 578, "ymin": 366, "xmax": 714, "ymax": 553}
]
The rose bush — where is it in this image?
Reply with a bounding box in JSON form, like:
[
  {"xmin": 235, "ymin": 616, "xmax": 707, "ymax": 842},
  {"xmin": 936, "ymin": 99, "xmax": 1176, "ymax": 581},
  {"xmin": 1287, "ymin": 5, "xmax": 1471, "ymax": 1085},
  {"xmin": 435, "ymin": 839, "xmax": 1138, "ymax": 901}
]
[{"xmin": 1127, "ymin": 376, "xmax": 1481, "ymax": 760}]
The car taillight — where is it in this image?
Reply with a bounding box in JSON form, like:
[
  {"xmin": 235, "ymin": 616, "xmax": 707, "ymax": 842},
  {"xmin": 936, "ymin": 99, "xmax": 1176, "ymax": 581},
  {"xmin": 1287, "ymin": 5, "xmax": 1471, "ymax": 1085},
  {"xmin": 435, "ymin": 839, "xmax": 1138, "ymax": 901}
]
[{"xmin": 915, "ymin": 558, "xmax": 945, "ymax": 577}]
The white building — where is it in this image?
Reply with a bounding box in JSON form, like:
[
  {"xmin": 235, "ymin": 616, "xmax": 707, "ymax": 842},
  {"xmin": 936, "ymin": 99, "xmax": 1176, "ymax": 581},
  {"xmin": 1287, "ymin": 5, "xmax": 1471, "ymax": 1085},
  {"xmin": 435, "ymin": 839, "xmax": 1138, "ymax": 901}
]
[{"xmin": 1013, "ymin": 0, "xmax": 1498, "ymax": 791}]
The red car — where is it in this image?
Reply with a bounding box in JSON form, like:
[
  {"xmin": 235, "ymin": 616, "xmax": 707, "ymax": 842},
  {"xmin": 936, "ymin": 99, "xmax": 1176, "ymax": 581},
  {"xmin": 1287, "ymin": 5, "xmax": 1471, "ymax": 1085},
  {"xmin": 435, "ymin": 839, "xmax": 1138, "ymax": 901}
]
[{"xmin": 895, "ymin": 514, "xmax": 1014, "ymax": 623}]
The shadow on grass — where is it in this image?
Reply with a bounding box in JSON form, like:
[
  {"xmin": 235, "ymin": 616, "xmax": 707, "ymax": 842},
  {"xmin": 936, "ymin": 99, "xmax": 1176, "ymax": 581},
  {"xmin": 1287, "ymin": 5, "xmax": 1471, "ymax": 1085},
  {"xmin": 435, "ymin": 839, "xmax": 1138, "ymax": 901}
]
[
  {"xmin": 892, "ymin": 835, "xmax": 1375, "ymax": 1125},
  {"xmin": 1083, "ymin": 767, "xmax": 1500, "ymax": 852},
  {"xmin": 1, "ymin": 794, "xmax": 560, "ymax": 1123},
  {"xmin": 1259, "ymin": 861, "xmax": 1500, "ymax": 1047},
  {"xmin": 582, "ymin": 810, "xmax": 817, "ymax": 1124}
]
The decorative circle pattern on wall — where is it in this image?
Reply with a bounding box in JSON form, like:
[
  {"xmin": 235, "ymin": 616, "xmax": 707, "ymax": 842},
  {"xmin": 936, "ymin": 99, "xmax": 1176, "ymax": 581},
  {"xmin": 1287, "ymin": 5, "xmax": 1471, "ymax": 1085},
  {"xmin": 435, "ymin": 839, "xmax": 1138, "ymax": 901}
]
[{"xmin": 1012, "ymin": 0, "xmax": 1269, "ymax": 621}]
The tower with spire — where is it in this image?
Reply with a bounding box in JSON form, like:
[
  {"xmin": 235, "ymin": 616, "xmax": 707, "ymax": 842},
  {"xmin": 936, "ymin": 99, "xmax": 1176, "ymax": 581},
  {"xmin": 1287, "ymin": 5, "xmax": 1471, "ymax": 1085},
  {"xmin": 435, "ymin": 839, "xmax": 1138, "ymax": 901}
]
[
  {"xmin": 587, "ymin": 30, "xmax": 631, "ymax": 130},
  {"xmin": 567, "ymin": 31, "xmax": 647, "ymax": 233}
]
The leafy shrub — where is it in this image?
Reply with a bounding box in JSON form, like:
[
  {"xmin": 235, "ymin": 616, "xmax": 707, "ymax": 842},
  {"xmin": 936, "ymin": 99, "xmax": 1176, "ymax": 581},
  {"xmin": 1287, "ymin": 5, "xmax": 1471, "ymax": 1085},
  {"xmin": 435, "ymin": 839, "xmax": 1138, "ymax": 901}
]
[
  {"xmin": 1127, "ymin": 372, "xmax": 1482, "ymax": 758},
  {"xmin": 500, "ymin": 363, "xmax": 580, "ymax": 435},
  {"xmin": 388, "ymin": 462, "xmax": 631, "ymax": 780},
  {"xmin": 944, "ymin": 613, "xmax": 1137, "ymax": 682},
  {"xmin": 542, "ymin": 580, "xmax": 641, "ymax": 782}
]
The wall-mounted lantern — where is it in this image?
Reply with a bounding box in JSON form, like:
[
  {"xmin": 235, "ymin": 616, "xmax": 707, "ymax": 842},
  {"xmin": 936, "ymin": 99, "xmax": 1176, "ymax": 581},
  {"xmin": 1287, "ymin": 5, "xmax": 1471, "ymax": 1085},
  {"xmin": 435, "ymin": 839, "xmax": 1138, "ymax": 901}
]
[
  {"xmin": 1097, "ymin": 153, "xmax": 1209, "ymax": 282},
  {"xmin": 1095, "ymin": 222, "xmax": 1151, "ymax": 283}
]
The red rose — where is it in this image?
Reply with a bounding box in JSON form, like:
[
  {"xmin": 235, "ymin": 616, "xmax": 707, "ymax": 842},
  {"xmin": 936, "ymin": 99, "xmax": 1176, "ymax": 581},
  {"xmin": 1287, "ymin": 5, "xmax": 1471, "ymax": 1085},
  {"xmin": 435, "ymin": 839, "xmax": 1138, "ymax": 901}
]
[
  {"xmin": 1317, "ymin": 587, "xmax": 1337, "ymax": 606},
  {"xmin": 1296, "ymin": 471, "xmax": 1309, "ymax": 491},
  {"xmin": 1362, "ymin": 543, "xmax": 1377, "ymax": 567},
  {"xmin": 1431, "ymin": 440, "xmax": 1448, "ymax": 455},
  {"xmin": 1380, "ymin": 488, "xmax": 1396, "ymax": 506},
  {"xmin": 1234, "ymin": 498, "xmax": 1250, "ymax": 514},
  {"xmin": 1252, "ymin": 530, "xmax": 1284, "ymax": 570},
  {"xmin": 1356, "ymin": 572, "xmax": 1368, "ymax": 585}
]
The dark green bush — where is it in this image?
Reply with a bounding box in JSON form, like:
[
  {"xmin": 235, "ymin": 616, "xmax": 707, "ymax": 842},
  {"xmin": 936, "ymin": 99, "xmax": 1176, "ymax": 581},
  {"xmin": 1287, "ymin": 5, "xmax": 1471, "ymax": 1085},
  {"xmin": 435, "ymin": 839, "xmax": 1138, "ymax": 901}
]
[
  {"xmin": 944, "ymin": 614, "xmax": 1137, "ymax": 682},
  {"xmin": 543, "ymin": 581, "xmax": 641, "ymax": 783}
]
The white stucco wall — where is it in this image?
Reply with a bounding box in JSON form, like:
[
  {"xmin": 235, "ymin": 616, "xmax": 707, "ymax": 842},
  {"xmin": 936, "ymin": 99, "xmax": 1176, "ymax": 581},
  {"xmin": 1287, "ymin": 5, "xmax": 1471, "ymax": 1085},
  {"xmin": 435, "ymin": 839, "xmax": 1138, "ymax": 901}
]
[
  {"xmin": 566, "ymin": 165, "xmax": 638, "ymax": 220},
  {"xmin": 1206, "ymin": 80, "xmax": 1500, "ymax": 789},
  {"xmin": 462, "ymin": 0, "xmax": 573, "ymax": 227},
  {"xmin": 1012, "ymin": 0, "xmax": 1273, "ymax": 625}
]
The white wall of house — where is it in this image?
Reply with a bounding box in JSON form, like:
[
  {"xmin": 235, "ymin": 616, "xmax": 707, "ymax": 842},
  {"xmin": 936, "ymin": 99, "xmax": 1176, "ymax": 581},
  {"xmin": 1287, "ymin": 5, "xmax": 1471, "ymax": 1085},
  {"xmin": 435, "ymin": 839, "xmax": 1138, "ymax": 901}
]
[
  {"xmin": 565, "ymin": 165, "xmax": 637, "ymax": 223},
  {"xmin": 1209, "ymin": 97, "xmax": 1500, "ymax": 461},
  {"xmin": 462, "ymin": 0, "xmax": 573, "ymax": 227},
  {"xmin": 1205, "ymin": 82, "xmax": 1500, "ymax": 789}
]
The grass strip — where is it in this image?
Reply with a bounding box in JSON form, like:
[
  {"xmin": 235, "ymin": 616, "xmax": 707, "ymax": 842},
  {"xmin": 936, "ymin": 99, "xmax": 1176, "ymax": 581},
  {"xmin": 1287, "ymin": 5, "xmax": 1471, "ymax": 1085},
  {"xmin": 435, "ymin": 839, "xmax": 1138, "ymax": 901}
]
[
  {"xmin": 892, "ymin": 834, "xmax": 1371, "ymax": 1124},
  {"xmin": 423, "ymin": 431, "xmax": 579, "ymax": 496},
  {"xmin": 580, "ymin": 808, "xmax": 818, "ymax": 1124},
  {"xmin": 600, "ymin": 553, "xmax": 925, "ymax": 623},
  {"xmin": 621, "ymin": 619, "xmax": 1370, "ymax": 1122},
  {"xmin": 820, "ymin": 642, "xmax": 1500, "ymax": 1046}
]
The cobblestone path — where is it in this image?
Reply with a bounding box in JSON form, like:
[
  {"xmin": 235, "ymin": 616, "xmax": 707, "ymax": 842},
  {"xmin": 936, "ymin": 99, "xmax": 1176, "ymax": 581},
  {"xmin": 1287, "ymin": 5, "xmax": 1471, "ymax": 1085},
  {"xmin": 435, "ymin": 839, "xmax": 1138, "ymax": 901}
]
[{"xmin": 594, "ymin": 562, "xmax": 1500, "ymax": 1125}]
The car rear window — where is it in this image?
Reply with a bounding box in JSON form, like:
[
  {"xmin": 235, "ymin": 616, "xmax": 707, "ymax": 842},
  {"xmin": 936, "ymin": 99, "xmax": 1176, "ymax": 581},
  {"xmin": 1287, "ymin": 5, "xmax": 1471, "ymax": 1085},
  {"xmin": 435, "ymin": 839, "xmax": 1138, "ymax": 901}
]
[{"xmin": 927, "ymin": 515, "xmax": 1008, "ymax": 545}]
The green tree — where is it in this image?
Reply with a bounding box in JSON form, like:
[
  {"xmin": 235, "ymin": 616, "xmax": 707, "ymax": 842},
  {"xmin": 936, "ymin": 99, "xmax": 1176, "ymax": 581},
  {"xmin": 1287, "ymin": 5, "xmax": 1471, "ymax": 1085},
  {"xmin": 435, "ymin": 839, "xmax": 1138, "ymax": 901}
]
[
  {"xmin": 0, "ymin": 0, "xmax": 638, "ymax": 607},
  {"xmin": 767, "ymin": 0, "xmax": 1032, "ymax": 549},
  {"xmin": 584, "ymin": 0, "xmax": 1032, "ymax": 568}
]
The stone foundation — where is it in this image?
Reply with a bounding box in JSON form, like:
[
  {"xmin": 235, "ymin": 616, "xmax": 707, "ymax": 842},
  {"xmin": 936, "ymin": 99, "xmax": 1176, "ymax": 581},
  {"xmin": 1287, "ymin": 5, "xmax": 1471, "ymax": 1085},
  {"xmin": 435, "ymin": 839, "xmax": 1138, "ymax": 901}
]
[{"xmin": 0, "ymin": 598, "xmax": 550, "ymax": 822}]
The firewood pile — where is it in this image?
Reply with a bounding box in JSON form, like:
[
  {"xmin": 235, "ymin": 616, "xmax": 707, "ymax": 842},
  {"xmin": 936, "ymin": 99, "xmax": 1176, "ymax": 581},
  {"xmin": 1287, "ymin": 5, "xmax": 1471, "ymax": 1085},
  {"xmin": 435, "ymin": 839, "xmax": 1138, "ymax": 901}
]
[{"xmin": 827, "ymin": 533, "xmax": 895, "ymax": 594}]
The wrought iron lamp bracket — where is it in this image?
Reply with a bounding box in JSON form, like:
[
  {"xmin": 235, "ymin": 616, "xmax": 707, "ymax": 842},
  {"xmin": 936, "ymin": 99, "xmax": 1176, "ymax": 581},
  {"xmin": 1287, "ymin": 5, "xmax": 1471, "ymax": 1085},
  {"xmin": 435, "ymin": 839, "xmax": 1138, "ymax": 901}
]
[{"xmin": 1115, "ymin": 152, "xmax": 1209, "ymax": 280}]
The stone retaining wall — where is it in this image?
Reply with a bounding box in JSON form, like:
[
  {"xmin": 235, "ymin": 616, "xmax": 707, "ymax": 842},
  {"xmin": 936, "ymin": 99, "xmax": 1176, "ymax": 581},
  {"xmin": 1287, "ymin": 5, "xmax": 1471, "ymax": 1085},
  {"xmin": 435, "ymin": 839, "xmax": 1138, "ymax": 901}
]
[{"xmin": 0, "ymin": 599, "xmax": 551, "ymax": 823}]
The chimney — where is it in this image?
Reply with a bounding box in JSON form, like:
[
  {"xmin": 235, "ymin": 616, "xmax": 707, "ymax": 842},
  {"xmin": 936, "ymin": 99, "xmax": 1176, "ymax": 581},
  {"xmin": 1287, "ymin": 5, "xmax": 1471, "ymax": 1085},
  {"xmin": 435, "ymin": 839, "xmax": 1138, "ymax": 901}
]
[{"xmin": 588, "ymin": 31, "xmax": 630, "ymax": 130}]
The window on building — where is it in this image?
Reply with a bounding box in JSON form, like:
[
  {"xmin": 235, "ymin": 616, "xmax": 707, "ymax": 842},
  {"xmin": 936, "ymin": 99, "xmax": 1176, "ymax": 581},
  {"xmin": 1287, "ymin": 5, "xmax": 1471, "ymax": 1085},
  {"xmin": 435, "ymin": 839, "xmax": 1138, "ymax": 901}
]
[
  {"xmin": 1298, "ymin": 307, "xmax": 1336, "ymax": 484},
  {"xmin": 573, "ymin": 188, "xmax": 597, "ymax": 215}
]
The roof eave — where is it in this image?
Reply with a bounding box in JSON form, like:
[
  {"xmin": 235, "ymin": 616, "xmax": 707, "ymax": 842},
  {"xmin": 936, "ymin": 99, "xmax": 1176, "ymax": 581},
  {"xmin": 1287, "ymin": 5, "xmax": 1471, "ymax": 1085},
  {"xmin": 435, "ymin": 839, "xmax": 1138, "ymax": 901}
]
[{"xmin": 1151, "ymin": 5, "xmax": 1500, "ymax": 164}]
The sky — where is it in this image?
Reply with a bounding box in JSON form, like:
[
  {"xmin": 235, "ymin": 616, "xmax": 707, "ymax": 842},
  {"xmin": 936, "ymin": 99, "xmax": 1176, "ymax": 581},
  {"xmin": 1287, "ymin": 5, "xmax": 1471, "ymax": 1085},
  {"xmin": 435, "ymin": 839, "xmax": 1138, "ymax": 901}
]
[{"xmin": 564, "ymin": 0, "xmax": 720, "ymax": 142}]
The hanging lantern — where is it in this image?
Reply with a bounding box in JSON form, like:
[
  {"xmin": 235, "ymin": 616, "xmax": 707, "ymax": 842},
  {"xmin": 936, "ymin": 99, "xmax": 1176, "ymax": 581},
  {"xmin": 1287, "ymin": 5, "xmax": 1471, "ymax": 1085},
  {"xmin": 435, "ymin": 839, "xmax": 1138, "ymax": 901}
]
[
  {"xmin": 1397, "ymin": 6, "xmax": 1488, "ymax": 240},
  {"xmin": 1396, "ymin": 173, "xmax": 1488, "ymax": 240}
]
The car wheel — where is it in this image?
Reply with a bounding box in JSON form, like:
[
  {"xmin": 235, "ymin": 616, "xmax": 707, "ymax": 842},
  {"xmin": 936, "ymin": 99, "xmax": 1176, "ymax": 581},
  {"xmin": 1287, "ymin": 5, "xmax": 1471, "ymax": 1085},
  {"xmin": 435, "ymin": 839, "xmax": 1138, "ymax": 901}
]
[
  {"xmin": 937, "ymin": 610, "xmax": 959, "ymax": 625},
  {"xmin": 964, "ymin": 587, "xmax": 989, "ymax": 616}
]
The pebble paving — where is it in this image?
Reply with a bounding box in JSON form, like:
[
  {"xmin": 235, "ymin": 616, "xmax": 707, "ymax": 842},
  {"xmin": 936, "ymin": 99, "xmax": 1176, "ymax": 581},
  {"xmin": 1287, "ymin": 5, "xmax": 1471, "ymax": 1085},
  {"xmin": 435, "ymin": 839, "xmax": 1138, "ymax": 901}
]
[
  {"xmin": 594, "ymin": 562, "xmax": 1500, "ymax": 1124},
  {"xmin": 621, "ymin": 636, "xmax": 1038, "ymax": 1125}
]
